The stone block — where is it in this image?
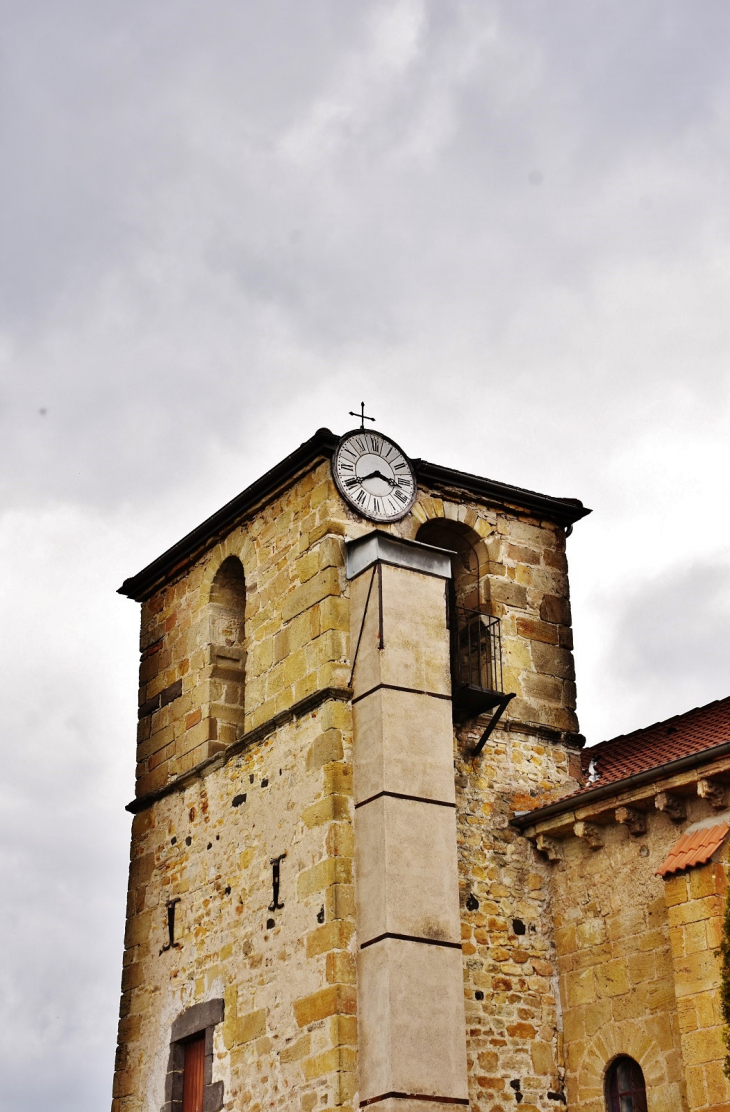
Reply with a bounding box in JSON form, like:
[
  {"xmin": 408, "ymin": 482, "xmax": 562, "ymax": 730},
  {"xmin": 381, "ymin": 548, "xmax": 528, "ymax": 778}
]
[
  {"xmin": 689, "ymin": 864, "xmax": 721, "ymax": 901},
  {"xmin": 235, "ymin": 1008, "xmax": 266, "ymax": 1045},
  {"xmin": 330, "ymin": 1014, "xmax": 358, "ymax": 1047},
  {"xmin": 685, "ymin": 1064, "xmax": 708, "ymax": 1109},
  {"xmin": 627, "ymin": 952, "xmax": 655, "ymax": 985},
  {"xmin": 530, "ymin": 642, "xmax": 576, "ymax": 681},
  {"xmin": 516, "ymin": 617, "xmax": 559, "ymax": 645},
  {"xmin": 684, "ymin": 919, "xmax": 710, "ymax": 955},
  {"xmin": 350, "ymin": 563, "xmax": 451, "ymax": 700},
  {"xmin": 124, "ymin": 911, "xmax": 152, "ymax": 948},
  {"xmin": 584, "ymin": 998, "xmax": 612, "ymax": 1037},
  {"xmin": 352, "ymin": 688, "xmax": 455, "ymax": 805},
  {"xmin": 357, "ymin": 938, "xmax": 468, "ymax": 1102},
  {"xmin": 326, "ymin": 950, "xmax": 356, "ymax": 984},
  {"xmin": 522, "ymin": 673, "xmax": 563, "ymax": 703},
  {"xmin": 703, "ymin": 1058, "xmax": 730, "ymax": 1106},
  {"xmin": 594, "ymin": 960, "xmax": 629, "ymax": 998},
  {"xmin": 282, "ymin": 567, "xmax": 342, "ymax": 623},
  {"xmin": 491, "ymin": 579, "xmax": 528, "ymax": 609},
  {"xmin": 695, "ymin": 989, "xmax": 718, "ymax": 1029},
  {"xmin": 672, "ymin": 950, "xmax": 721, "ymax": 998},
  {"xmin": 325, "ymin": 883, "xmax": 355, "ymax": 921},
  {"xmin": 681, "ymin": 1024, "xmax": 725, "ymax": 1066},
  {"xmin": 293, "ymin": 985, "xmax": 357, "ymax": 1028},
  {"xmin": 297, "ymin": 857, "xmax": 352, "ymax": 900},
  {"xmin": 306, "ymin": 729, "xmax": 344, "ymax": 772},
  {"xmin": 355, "ymin": 795, "xmax": 461, "ymax": 944},
  {"xmin": 576, "ymin": 918, "xmax": 606, "ymax": 948},
  {"xmin": 325, "ymin": 821, "xmax": 354, "ymax": 858},
  {"xmin": 302, "ymin": 794, "xmax": 351, "ymax": 828},
  {"xmin": 129, "ymin": 852, "xmax": 155, "ymax": 889},
  {"xmin": 302, "ymin": 1046, "xmax": 355, "ymax": 1081},
  {"xmin": 663, "ymin": 873, "xmax": 688, "ymax": 907},
  {"xmin": 565, "ymin": 968, "xmax": 596, "ymax": 1007}
]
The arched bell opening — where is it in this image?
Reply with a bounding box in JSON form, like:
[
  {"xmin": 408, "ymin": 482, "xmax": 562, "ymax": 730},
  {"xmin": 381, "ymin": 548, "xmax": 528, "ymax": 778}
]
[
  {"xmin": 416, "ymin": 519, "xmax": 484, "ymax": 612},
  {"xmin": 416, "ymin": 520, "xmax": 514, "ymax": 753}
]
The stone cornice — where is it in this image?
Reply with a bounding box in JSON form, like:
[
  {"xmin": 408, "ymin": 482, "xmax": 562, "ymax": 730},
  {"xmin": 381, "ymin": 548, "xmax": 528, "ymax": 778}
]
[
  {"xmin": 514, "ymin": 742, "xmax": 730, "ymax": 838},
  {"xmin": 125, "ymin": 685, "xmax": 352, "ymax": 815}
]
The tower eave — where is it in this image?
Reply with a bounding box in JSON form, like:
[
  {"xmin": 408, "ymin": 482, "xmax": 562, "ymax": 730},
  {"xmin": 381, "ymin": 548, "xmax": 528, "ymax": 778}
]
[{"xmin": 118, "ymin": 428, "xmax": 592, "ymax": 602}]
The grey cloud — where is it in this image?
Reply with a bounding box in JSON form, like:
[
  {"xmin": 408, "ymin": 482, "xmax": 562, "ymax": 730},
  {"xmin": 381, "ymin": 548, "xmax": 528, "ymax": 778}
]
[
  {"xmin": 3, "ymin": 0, "xmax": 730, "ymax": 512},
  {"xmin": 585, "ymin": 556, "xmax": 730, "ymax": 741},
  {"xmin": 2, "ymin": 3, "xmax": 730, "ymax": 1108}
]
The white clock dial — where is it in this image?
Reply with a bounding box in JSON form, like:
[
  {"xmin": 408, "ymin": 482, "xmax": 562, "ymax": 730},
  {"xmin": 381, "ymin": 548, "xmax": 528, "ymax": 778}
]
[{"xmin": 333, "ymin": 429, "xmax": 417, "ymax": 522}]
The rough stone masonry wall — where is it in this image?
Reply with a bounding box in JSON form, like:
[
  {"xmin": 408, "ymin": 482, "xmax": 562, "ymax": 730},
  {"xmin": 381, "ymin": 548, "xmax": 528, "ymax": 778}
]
[
  {"xmin": 457, "ymin": 723, "xmax": 580, "ymax": 1112},
  {"xmin": 405, "ymin": 494, "xmax": 579, "ymax": 740},
  {"xmin": 134, "ymin": 460, "xmax": 350, "ymax": 799},
  {"xmin": 116, "ymin": 462, "xmax": 362, "ymax": 1111},
  {"xmin": 663, "ymin": 851, "xmax": 730, "ymax": 1112},
  {"xmin": 112, "ymin": 699, "xmax": 358, "ymax": 1112},
  {"xmin": 117, "ymin": 455, "xmax": 586, "ymax": 1112},
  {"xmin": 549, "ymin": 808, "xmax": 697, "ymax": 1112},
  {"xmin": 405, "ymin": 500, "xmax": 585, "ymax": 1112}
]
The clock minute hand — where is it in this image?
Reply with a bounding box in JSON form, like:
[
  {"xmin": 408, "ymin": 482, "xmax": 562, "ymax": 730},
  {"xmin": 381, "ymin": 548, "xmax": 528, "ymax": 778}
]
[{"xmin": 358, "ymin": 470, "xmax": 395, "ymax": 486}]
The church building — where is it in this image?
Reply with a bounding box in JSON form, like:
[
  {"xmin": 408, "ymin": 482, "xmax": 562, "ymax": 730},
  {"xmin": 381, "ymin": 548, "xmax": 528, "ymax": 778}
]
[{"xmin": 110, "ymin": 422, "xmax": 730, "ymax": 1112}]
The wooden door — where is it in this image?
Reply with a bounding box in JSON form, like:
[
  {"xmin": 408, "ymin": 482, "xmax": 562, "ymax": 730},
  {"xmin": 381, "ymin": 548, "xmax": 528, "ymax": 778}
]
[{"xmin": 182, "ymin": 1034, "xmax": 205, "ymax": 1112}]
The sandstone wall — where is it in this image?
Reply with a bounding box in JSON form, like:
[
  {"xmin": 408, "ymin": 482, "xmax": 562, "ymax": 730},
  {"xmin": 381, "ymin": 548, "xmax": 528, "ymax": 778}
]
[
  {"xmin": 406, "ymin": 496, "xmax": 579, "ymax": 739},
  {"xmin": 664, "ymin": 856, "xmax": 729, "ymax": 1112},
  {"xmin": 114, "ymin": 458, "xmax": 585, "ymax": 1112},
  {"xmin": 134, "ymin": 460, "xmax": 350, "ymax": 799},
  {"xmin": 457, "ymin": 723, "xmax": 580, "ymax": 1112},
  {"xmin": 548, "ymin": 799, "xmax": 730, "ymax": 1112},
  {"xmin": 113, "ymin": 699, "xmax": 358, "ymax": 1112}
]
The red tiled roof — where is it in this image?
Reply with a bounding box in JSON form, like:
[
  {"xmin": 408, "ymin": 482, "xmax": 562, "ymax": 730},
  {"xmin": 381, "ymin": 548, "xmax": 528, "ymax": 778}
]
[
  {"xmin": 576, "ymin": 696, "xmax": 730, "ymax": 797},
  {"xmin": 656, "ymin": 823, "xmax": 729, "ymax": 877}
]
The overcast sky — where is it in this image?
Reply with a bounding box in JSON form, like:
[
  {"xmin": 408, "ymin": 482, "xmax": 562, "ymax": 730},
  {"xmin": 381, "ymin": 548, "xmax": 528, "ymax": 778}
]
[{"xmin": 2, "ymin": 1, "xmax": 730, "ymax": 1108}]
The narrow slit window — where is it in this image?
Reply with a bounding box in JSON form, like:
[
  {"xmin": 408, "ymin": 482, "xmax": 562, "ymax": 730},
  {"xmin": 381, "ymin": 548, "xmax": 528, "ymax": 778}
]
[{"xmin": 182, "ymin": 1034, "xmax": 205, "ymax": 1112}]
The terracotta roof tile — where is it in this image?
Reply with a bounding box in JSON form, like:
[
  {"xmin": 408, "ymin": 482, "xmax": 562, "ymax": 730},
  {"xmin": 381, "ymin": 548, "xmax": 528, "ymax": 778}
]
[
  {"xmin": 574, "ymin": 696, "xmax": 730, "ymax": 798},
  {"xmin": 656, "ymin": 823, "xmax": 729, "ymax": 877}
]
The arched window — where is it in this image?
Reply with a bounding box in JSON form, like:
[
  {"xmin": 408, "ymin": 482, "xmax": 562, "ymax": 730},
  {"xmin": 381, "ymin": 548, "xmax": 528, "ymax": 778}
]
[
  {"xmin": 605, "ymin": 1056, "xmax": 647, "ymax": 1112},
  {"xmin": 207, "ymin": 556, "xmax": 246, "ymax": 746},
  {"xmin": 209, "ymin": 556, "xmax": 246, "ymax": 648}
]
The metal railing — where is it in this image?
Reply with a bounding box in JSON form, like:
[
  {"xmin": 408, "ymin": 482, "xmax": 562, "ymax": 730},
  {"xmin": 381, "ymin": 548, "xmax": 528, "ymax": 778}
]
[{"xmin": 451, "ymin": 606, "xmax": 504, "ymax": 696}]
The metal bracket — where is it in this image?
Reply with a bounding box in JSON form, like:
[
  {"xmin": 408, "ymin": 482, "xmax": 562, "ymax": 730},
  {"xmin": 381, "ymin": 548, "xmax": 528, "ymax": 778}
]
[
  {"xmin": 268, "ymin": 853, "xmax": 286, "ymax": 911},
  {"xmin": 160, "ymin": 897, "xmax": 182, "ymax": 954},
  {"xmin": 348, "ymin": 567, "xmax": 377, "ymax": 687},
  {"xmin": 472, "ymin": 693, "xmax": 516, "ymax": 756}
]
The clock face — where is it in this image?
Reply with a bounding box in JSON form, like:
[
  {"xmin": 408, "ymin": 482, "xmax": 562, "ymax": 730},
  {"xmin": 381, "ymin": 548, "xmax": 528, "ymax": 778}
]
[{"xmin": 333, "ymin": 429, "xmax": 417, "ymax": 522}]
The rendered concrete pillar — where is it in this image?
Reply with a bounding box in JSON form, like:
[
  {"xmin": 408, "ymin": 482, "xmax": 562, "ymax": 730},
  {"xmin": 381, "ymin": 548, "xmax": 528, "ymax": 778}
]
[{"xmin": 347, "ymin": 532, "xmax": 469, "ymax": 1109}]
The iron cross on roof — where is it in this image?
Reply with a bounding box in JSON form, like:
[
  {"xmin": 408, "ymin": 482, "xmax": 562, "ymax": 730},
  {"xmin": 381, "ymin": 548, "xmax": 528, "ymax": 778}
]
[{"xmin": 349, "ymin": 402, "xmax": 376, "ymax": 429}]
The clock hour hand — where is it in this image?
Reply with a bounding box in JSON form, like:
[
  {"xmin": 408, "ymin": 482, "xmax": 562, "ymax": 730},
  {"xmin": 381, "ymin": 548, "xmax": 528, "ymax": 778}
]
[{"xmin": 358, "ymin": 470, "xmax": 395, "ymax": 486}]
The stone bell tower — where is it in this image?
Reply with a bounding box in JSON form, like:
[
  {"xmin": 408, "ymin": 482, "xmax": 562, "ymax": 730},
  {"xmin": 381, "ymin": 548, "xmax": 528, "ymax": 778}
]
[{"xmin": 111, "ymin": 424, "xmax": 589, "ymax": 1112}]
